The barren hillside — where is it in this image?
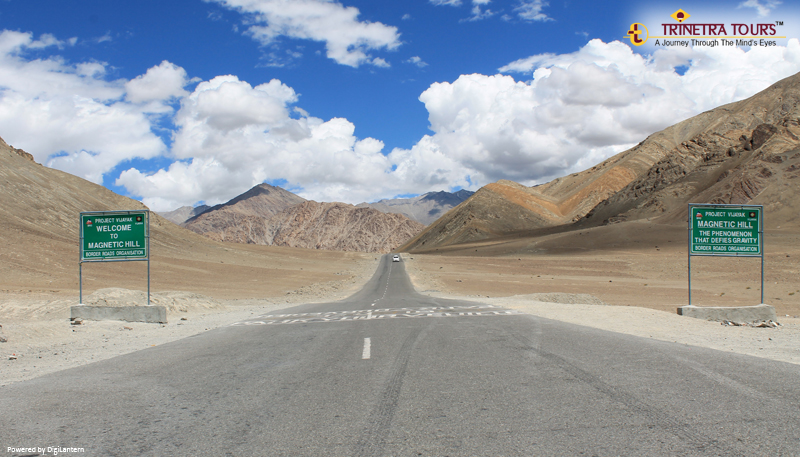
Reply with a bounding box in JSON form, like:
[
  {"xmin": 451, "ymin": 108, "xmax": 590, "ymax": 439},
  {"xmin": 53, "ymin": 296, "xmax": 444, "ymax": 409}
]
[
  {"xmin": 183, "ymin": 183, "xmax": 306, "ymax": 236},
  {"xmin": 357, "ymin": 190, "xmax": 474, "ymax": 225},
  {"xmin": 583, "ymin": 80, "xmax": 800, "ymax": 227},
  {"xmin": 402, "ymin": 71, "xmax": 800, "ymax": 253},
  {"xmin": 197, "ymin": 200, "xmax": 425, "ymax": 253},
  {"xmin": 158, "ymin": 205, "xmax": 210, "ymax": 225},
  {"xmin": 0, "ymin": 138, "xmax": 370, "ymax": 299}
]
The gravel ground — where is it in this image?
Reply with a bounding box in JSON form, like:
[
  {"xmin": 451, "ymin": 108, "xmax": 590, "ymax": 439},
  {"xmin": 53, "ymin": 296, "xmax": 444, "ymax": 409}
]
[
  {"xmin": 404, "ymin": 255, "xmax": 800, "ymax": 366},
  {"xmin": 0, "ymin": 257, "xmax": 379, "ymax": 386},
  {"xmin": 3, "ymin": 254, "xmax": 798, "ymax": 388}
]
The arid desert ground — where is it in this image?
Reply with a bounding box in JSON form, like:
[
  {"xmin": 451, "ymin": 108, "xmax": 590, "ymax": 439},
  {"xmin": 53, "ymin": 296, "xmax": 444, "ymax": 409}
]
[
  {"xmin": 405, "ymin": 221, "xmax": 800, "ymax": 315},
  {"xmin": 2, "ymin": 219, "xmax": 799, "ymax": 386}
]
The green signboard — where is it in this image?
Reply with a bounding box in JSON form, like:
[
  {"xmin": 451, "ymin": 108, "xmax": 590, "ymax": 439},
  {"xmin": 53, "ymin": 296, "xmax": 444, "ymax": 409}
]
[
  {"xmin": 80, "ymin": 211, "xmax": 149, "ymax": 261},
  {"xmin": 690, "ymin": 205, "xmax": 761, "ymax": 256}
]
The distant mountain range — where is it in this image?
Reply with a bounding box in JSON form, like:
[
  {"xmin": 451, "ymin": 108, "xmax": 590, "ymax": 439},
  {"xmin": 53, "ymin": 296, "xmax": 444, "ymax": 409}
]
[
  {"xmin": 181, "ymin": 184, "xmax": 306, "ymax": 238},
  {"xmin": 9, "ymin": 73, "xmax": 800, "ymax": 261},
  {"xmin": 161, "ymin": 189, "xmax": 474, "ymax": 227},
  {"xmin": 356, "ymin": 190, "xmax": 473, "ymax": 225},
  {"xmin": 157, "ymin": 187, "xmax": 472, "ymax": 253},
  {"xmin": 159, "ymin": 205, "xmax": 210, "ymax": 225},
  {"xmin": 231, "ymin": 200, "xmax": 425, "ymax": 253},
  {"xmin": 401, "ymin": 71, "xmax": 800, "ymax": 253},
  {"xmin": 178, "ymin": 184, "xmax": 426, "ymax": 253}
]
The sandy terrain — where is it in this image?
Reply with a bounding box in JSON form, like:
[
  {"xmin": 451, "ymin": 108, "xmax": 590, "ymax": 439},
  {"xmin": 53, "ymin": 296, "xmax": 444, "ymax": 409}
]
[
  {"xmin": 3, "ymin": 220, "xmax": 800, "ymax": 386},
  {"xmin": 0, "ymin": 254, "xmax": 379, "ymax": 386},
  {"xmin": 403, "ymin": 222, "xmax": 800, "ymax": 315},
  {"xmin": 401, "ymin": 223, "xmax": 800, "ymax": 367}
]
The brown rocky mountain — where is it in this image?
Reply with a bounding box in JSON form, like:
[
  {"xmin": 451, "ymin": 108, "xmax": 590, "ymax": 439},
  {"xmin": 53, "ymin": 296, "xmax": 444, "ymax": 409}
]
[
  {"xmin": 401, "ymin": 71, "xmax": 800, "ymax": 253},
  {"xmin": 183, "ymin": 183, "xmax": 423, "ymax": 253},
  {"xmin": 195, "ymin": 200, "xmax": 425, "ymax": 253},
  {"xmin": 182, "ymin": 183, "xmax": 306, "ymax": 239}
]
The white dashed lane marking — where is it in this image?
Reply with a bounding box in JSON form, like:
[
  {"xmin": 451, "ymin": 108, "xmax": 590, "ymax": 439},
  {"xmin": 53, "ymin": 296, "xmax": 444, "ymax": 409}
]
[
  {"xmin": 371, "ymin": 260, "xmax": 392, "ymax": 305},
  {"xmin": 362, "ymin": 337, "xmax": 371, "ymax": 360}
]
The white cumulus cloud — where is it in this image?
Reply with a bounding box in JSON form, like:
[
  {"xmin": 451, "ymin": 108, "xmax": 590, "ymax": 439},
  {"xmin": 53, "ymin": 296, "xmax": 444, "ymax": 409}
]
[
  {"xmin": 207, "ymin": 0, "xmax": 401, "ymax": 67},
  {"xmin": 387, "ymin": 38, "xmax": 800, "ymax": 189},
  {"xmin": 4, "ymin": 27, "xmax": 800, "ymax": 214},
  {"xmin": 125, "ymin": 60, "xmax": 191, "ymax": 104},
  {"xmin": 0, "ymin": 30, "xmax": 171, "ymax": 184},
  {"xmin": 117, "ymin": 74, "xmax": 398, "ymax": 210}
]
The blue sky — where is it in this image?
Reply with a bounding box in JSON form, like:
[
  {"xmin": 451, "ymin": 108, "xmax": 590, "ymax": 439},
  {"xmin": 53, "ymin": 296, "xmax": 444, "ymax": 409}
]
[{"xmin": 1, "ymin": 0, "xmax": 799, "ymax": 210}]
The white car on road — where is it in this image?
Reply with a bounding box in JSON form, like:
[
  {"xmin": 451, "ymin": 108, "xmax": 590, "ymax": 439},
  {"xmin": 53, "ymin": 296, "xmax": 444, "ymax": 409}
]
[{"xmin": 392, "ymin": 255, "xmax": 400, "ymax": 262}]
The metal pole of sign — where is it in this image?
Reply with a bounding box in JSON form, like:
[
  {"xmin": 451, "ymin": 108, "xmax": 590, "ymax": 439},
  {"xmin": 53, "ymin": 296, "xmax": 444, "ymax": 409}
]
[
  {"xmin": 688, "ymin": 204, "xmax": 692, "ymax": 306},
  {"xmin": 147, "ymin": 211, "xmax": 151, "ymax": 306},
  {"xmin": 760, "ymin": 209, "xmax": 764, "ymax": 304},
  {"xmin": 79, "ymin": 214, "xmax": 83, "ymax": 305}
]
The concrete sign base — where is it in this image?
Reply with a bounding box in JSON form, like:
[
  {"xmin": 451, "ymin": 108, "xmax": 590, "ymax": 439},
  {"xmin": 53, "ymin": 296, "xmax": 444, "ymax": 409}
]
[
  {"xmin": 677, "ymin": 303, "xmax": 777, "ymax": 324},
  {"xmin": 71, "ymin": 305, "xmax": 167, "ymax": 324}
]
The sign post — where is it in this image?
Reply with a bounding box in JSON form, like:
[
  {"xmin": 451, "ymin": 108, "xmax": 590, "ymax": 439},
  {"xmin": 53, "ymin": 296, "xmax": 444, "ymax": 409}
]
[
  {"xmin": 688, "ymin": 204, "xmax": 763, "ymax": 305},
  {"xmin": 79, "ymin": 210, "xmax": 150, "ymax": 305}
]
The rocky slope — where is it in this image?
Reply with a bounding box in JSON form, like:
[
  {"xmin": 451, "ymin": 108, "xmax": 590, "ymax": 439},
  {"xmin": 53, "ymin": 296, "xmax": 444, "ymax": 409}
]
[
  {"xmin": 0, "ymin": 136, "xmax": 219, "ymax": 291},
  {"xmin": 0, "ymin": 136, "xmax": 373, "ymax": 299},
  {"xmin": 357, "ymin": 190, "xmax": 474, "ymax": 225},
  {"xmin": 183, "ymin": 184, "xmax": 306, "ymax": 238},
  {"xmin": 0, "ymin": 136, "xmax": 162, "ymax": 246},
  {"xmin": 401, "ymin": 71, "xmax": 800, "ymax": 253},
  {"xmin": 158, "ymin": 205, "xmax": 210, "ymax": 225},
  {"xmin": 581, "ymin": 83, "xmax": 800, "ymax": 228},
  {"xmin": 182, "ymin": 183, "xmax": 425, "ymax": 253},
  {"xmin": 197, "ymin": 201, "xmax": 425, "ymax": 253}
]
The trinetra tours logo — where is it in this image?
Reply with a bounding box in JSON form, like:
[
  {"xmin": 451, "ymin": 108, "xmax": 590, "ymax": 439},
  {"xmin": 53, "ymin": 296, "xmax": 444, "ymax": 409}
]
[{"xmin": 626, "ymin": 9, "xmax": 786, "ymax": 48}]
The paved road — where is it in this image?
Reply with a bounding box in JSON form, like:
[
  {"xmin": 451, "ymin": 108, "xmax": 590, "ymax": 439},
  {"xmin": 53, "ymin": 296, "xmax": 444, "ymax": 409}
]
[{"xmin": 3, "ymin": 255, "xmax": 800, "ymax": 456}]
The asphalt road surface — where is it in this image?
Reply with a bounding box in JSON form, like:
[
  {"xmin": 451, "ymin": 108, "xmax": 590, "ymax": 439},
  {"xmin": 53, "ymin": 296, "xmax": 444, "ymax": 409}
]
[{"xmin": 2, "ymin": 255, "xmax": 800, "ymax": 456}]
